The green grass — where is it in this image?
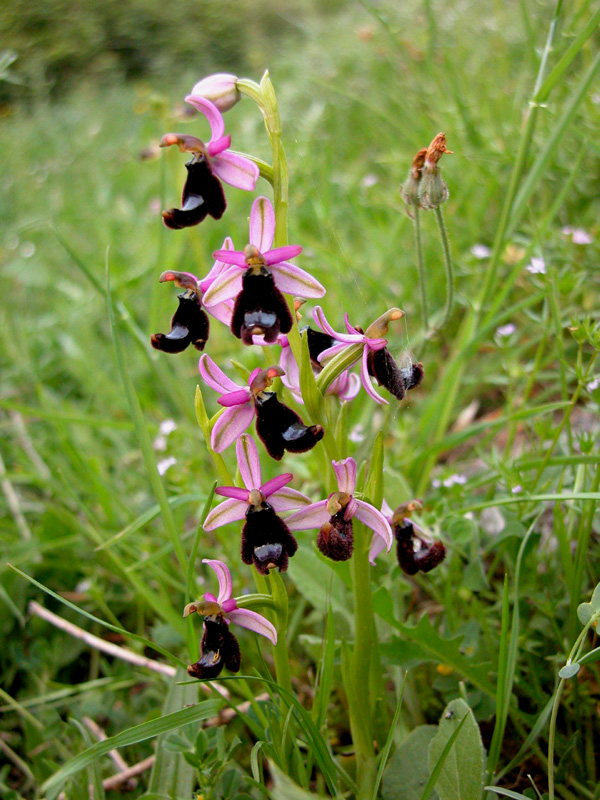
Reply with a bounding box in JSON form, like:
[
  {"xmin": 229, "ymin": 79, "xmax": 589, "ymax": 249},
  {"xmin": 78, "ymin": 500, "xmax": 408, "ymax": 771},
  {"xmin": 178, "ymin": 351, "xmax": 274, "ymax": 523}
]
[{"xmin": 1, "ymin": 0, "xmax": 600, "ymax": 797}]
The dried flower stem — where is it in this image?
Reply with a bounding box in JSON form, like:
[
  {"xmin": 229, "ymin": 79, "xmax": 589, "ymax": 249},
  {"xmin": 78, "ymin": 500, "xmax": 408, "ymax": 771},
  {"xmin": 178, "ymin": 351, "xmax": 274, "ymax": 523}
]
[
  {"xmin": 82, "ymin": 716, "xmax": 130, "ymax": 774},
  {"xmin": 433, "ymin": 206, "xmax": 454, "ymax": 331},
  {"xmin": 413, "ymin": 207, "xmax": 429, "ymax": 334}
]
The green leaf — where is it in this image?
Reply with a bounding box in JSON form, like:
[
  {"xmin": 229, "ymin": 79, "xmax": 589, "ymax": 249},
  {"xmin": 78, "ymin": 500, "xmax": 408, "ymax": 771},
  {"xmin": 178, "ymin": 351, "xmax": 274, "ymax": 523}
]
[
  {"xmin": 558, "ymin": 663, "xmax": 580, "ymax": 680},
  {"xmin": 373, "ymin": 587, "xmax": 494, "ymax": 696},
  {"xmin": 299, "ymin": 329, "xmax": 325, "ymax": 423},
  {"xmin": 577, "ymin": 602, "xmax": 594, "ymax": 626},
  {"xmin": 382, "ymin": 725, "xmax": 439, "ymax": 800},
  {"xmin": 578, "ymin": 645, "xmax": 600, "ymax": 667},
  {"xmin": 484, "ymin": 789, "xmax": 535, "ymax": 800},
  {"xmin": 373, "ymin": 673, "xmax": 407, "ymax": 800},
  {"xmin": 590, "ymin": 581, "xmax": 600, "ymax": 611},
  {"xmin": 41, "ymin": 697, "xmax": 222, "ymax": 799},
  {"xmin": 428, "ymin": 699, "xmax": 485, "ymax": 800},
  {"xmin": 364, "ymin": 430, "xmax": 384, "ymax": 509},
  {"xmin": 269, "ymin": 761, "xmax": 323, "ymax": 799}
]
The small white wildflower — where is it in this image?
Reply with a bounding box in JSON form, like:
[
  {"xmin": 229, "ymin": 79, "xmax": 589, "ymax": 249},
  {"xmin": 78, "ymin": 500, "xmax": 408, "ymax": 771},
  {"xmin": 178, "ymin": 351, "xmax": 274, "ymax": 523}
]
[
  {"xmin": 160, "ymin": 419, "xmax": 177, "ymax": 436},
  {"xmin": 157, "ymin": 456, "xmax": 176, "ymax": 476},
  {"xmin": 526, "ymin": 257, "xmax": 546, "ymax": 275},
  {"xmin": 349, "ymin": 424, "xmax": 365, "ymax": 443},
  {"xmin": 20, "ymin": 242, "xmax": 35, "ymax": 258},
  {"xmin": 443, "ymin": 474, "xmax": 467, "ymax": 488},
  {"xmin": 432, "ymin": 479, "xmax": 441, "ymax": 488},
  {"xmin": 362, "ymin": 173, "xmax": 378, "ymax": 188},
  {"xmin": 153, "ymin": 435, "xmax": 167, "ymax": 452},
  {"xmin": 496, "ymin": 323, "xmax": 516, "ymax": 337},
  {"xmin": 511, "ymin": 485, "xmax": 523, "ymax": 494},
  {"xmin": 586, "ymin": 378, "xmax": 600, "ymax": 392},
  {"xmin": 75, "ymin": 579, "xmax": 91, "ymax": 593},
  {"xmin": 471, "ymin": 244, "xmax": 491, "ymax": 259},
  {"xmin": 571, "ymin": 229, "xmax": 592, "ymax": 245}
]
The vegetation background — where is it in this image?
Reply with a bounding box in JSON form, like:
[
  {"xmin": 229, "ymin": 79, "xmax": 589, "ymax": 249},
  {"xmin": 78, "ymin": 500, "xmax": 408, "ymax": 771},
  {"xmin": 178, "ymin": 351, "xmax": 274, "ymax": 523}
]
[{"xmin": 1, "ymin": 0, "xmax": 600, "ymax": 797}]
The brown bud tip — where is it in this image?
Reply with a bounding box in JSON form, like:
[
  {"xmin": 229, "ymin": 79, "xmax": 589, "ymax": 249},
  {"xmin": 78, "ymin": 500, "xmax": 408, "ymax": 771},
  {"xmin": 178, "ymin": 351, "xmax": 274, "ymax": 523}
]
[
  {"xmin": 159, "ymin": 133, "xmax": 206, "ymax": 153},
  {"xmin": 250, "ymin": 366, "xmax": 285, "ymax": 395},
  {"xmin": 391, "ymin": 499, "xmax": 422, "ymax": 525},
  {"xmin": 183, "ymin": 602, "xmax": 199, "ymax": 618},
  {"xmin": 411, "ymin": 147, "xmax": 428, "ymax": 179},
  {"xmin": 267, "ymin": 366, "xmax": 284, "ymax": 379},
  {"xmin": 425, "ymin": 133, "xmax": 453, "ymax": 168},
  {"xmin": 365, "ymin": 308, "xmax": 404, "ymax": 340}
]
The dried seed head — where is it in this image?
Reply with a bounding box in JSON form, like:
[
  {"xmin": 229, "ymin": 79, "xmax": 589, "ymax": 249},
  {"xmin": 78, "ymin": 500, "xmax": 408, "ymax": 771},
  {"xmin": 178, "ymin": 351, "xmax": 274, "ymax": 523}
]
[{"xmin": 424, "ymin": 133, "xmax": 453, "ymax": 170}]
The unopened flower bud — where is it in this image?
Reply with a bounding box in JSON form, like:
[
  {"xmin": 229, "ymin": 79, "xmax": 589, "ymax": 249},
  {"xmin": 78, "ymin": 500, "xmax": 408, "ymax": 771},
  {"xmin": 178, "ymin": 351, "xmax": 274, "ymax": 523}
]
[
  {"xmin": 189, "ymin": 73, "xmax": 241, "ymax": 113},
  {"xmin": 418, "ymin": 132, "xmax": 452, "ymax": 210},
  {"xmin": 400, "ymin": 147, "xmax": 427, "ymax": 214}
]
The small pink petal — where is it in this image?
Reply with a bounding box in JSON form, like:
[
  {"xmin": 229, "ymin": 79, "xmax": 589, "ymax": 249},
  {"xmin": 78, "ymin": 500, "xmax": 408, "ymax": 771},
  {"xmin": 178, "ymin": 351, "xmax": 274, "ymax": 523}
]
[
  {"xmin": 344, "ymin": 314, "xmax": 363, "ymax": 337},
  {"xmin": 268, "ymin": 487, "xmax": 313, "ymax": 512},
  {"xmin": 279, "ymin": 343, "xmax": 300, "ymax": 392},
  {"xmin": 210, "ymin": 250, "xmax": 247, "ymax": 267},
  {"xmin": 216, "ymin": 486, "xmax": 250, "ymax": 501},
  {"xmin": 272, "ymin": 262, "xmax": 326, "ymax": 299},
  {"xmin": 369, "ymin": 533, "xmax": 388, "ymax": 564},
  {"xmin": 184, "ymin": 95, "xmax": 225, "ymax": 142},
  {"xmin": 313, "ymin": 306, "xmax": 361, "ymax": 344},
  {"xmin": 237, "ymin": 433, "xmax": 261, "ymax": 490},
  {"xmin": 248, "ymin": 367, "xmax": 262, "ymax": 386},
  {"xmin": 202, "ymin": 558, "xmax": 233, "ymax": 603},
  {"xmin": 360, "ymin": 347, "xmax": 388, "ymax": 405},
  {"xmin": 354, "ymin": 500, "xmax": 393, "ymax": 551},
  {"xmin": 250, "ymin": 196, "xmax": 275, "ymax": 253},
  {"xmin": 365, "ymin": 338, "xmax": 388, "ymax": 351},
  {"xmin": 222, "ymin": 598, "xmax": 238, "ymax": 613},
  {"xmin": 381, "ymin": 498, "xmax": 393, "ymax": 519},
  {"xmin": 202, "ymin": 265, "xmax": 244, "ymax": 306},
  {"xmin": 318, "ymin": 342, "xmax": 356, "ymax": 364},
  {"xmin": 199, "ymin": 354, "xmax": 241, "ymax": 394},
  {"xmin": 330, "ymin": 372, "xmax": 361, "ymax": 401},
  {"xmin": 261, "ymin": 473, "xmax": 293, "ymax": 498},
  {"xmin": 211, "ymin": 404, "xmax": 255, "ymax": 453},
  {"xmin": 218, "ymin": 389, "xmax": 252, "ymax": 407},
  {"xmin": 286, "ymin": 500, "xmax": 330, "ymax": 531},
  {"xmin": 263, "ymin": 245, "xmax": 303, "ymax": 265},
  {"xmin": 211, "ymin": 151, "xmax": 259, "ymax": 191},
  {"xmin": 205, "ymin": 301, "xmax": 233, "ymax": 327},
  {"xmin": 199, "ymin": 238, "xmax": 235, "ymax": 293},
  {"xmin": 227, "ymin": 608, "xmax": 277, "ymax": 645},
  {"xmin": 204, "ymin": 592, "xmax": 218, "ymax": 603},
  {"xmin": 344, "ymin": 497, "xmax": 359, "ymax": 520},
  {"xmin": 203, "ymin": 498, "xmax": 247, "ymax": 531},
  {"xmin": 333, "ymin": 458, "xmax": 357, "ymax": 495},
  {"xmin": 207, "ymin": 134, "xmax": 231, "ymax": 157}
]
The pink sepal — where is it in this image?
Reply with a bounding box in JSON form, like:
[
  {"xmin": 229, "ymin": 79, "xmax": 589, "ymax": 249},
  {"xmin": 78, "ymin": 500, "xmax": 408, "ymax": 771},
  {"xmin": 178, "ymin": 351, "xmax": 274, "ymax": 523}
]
[
  {"xmin": 211, "ymin": 404, "xmax": 255, "ymax": 453},
  {"xmin": 199, "ymin": 354, "xmax": 240, "ymax": 394},
  {"xmin": 318, "ymin": 342, "xmax": 354, "ymax": 365},
  {"xmin": 272, "ymin": 261, "xmax": 326, "ymax": 299},
  {"xmin": 237, "ymin": 434, "xmax": 261, "ymax": 490},
  {"xmin": 285, "ymin": 500, "xmax": 330, "ymax": 531},
  {"xmin": 268, "ymin": 487, "xmax": 313, "ymax": 512},
  {"xmin": 354, "ymin": 500, "xmax": 393, "ymax": 551},
  {"xmin": 369, "ymin": 533, "xmax": 388, "ymax": 565},
  {"xmin": 203, "ymin": 498, "xmax": 247, "ymax": 531},
  {"xmin": 218, "ymin": 389, "xmax": 252, "ymax": 407},
  {"xmin": 202, "ymin": 558, "xmax": 233, "ymax": 603},
  {"xmin": 211, "ymin": 150, "xmax": 259, "ymax": 191},
  {"xmin": 205, "ymin": 301, "xmax": 233, "ymax": 327},
  {"xmin": 204, "ymin": 592, "xmax": 218, "ymax": 603},
  {"xmin": 221, "ymin": 598, "xmax": 238, "ymax": 613},
  {"xmin": 227, "ymin": 608, "xmax": 277, "ymax": 645},
  {"xmin": 250, "ymin": 196, "xmax": 275, "ymax": 253},
  {"xmin": 361, "ymin": 347, "xmax": 388, "ymax": 405},
  {"xmin": 264, "ymin": 245, "xmax": 303, "ymax": 265},
  {"xmin": 200, "ymin": 237, "xmax": 235, "ymax": 294},
  {"xmin": 261, "ymin": 473, "xmax": 293, "ymax": 498},
  {"xmin": 202, "ymin": 265, "xmax": 245, "ymax": 306},
  {"xmin": 215, "ymin": 486, "xmax": 250, "ymax": 501},
  {"xmin": 211, "ymin": 250, "xmax": 247, "ymax": 267},
  {"xmin": 313, "ymin": 306, "xmax": 360, "ymax": 343},
  {"xmin": 333, "ymin": 457, "xmax": 357, "ymax": 495},
  {"xmin": 184, "ymin": 95, "xmax": 225, "ymax": 141}
]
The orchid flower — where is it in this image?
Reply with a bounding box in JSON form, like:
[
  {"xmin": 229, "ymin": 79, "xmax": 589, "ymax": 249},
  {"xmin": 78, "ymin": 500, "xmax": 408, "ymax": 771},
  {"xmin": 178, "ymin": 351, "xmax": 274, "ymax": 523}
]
[
  {"xmin": 199, "ymin": 354, "xmax": 324, "ymax": 458},
  {"xmin": 278, "ymin": 333, "xmax": 360, "ymax": 404},
  {"xmin": 188, "ymin": 73, "xmax": 240, "ymax": 113},
  {"xmin": 204, "ymin": 434, "xmax": 311, "ymax": 573},
  {"xmin": 313, "ymin": 306, "xmax": 424, "ymax": 405},
  {"xmin": 150, "ymin": 290, "xmax": 209, "ymax": 354},
  {"xmin": 202, "ymin": 197, "xmax": 325, "ymax": 344},
  {"xmin": 184, "ymin": 558, "xmax": 277, "ymax": 680},
  {"xmin": 369, "ymin": 499, "xmax": 446, "ymax": 573},
  {"xmin": 285, "ymin": 457, "xmax": 392, "ymax": 562},
  {"xmin": 159, "ymin": 96, "xmax": 258, "ymax": 229}
]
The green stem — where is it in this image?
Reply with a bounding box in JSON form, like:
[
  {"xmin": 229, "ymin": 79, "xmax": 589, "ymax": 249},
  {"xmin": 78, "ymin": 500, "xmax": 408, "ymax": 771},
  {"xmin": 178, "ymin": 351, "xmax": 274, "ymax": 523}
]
[
  {"xmin": 413, "ymin": 207, "xmax": 429, "ymax": 335},
  {"xmin": 433, "ymin": 206, "xmax": 454, "ymax": 331},
  {"xmin": 268, "ymin": 571, "xmax": 293, "ymax": 698},
  {"xmin": 348, "ymin": 522, "xmax": 376, "ymax": 797}
]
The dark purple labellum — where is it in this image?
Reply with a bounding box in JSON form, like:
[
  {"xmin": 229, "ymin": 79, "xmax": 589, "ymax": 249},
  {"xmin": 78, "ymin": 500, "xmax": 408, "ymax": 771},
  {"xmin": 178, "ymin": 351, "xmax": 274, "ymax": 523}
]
[
  {"xmin": 254, "ymin": 391, "xmax": 324, "ymax": 461},
  {"xmin": 162, "ymin": 157, "xmax": 226, "ymax": 230},
  {"xmin": 394, "ymin": 520, "xmax": 419, "ymax": 575},
  {"xmin": 187, "ymin": 615, "xmax": 241, "ymax": 680},
  {"xmin": 303, "ymin": 327, "xmax": 337, "ymax": 370},
  {"xmin": 151, "ymin": 292, "xmax": 209, "ymax": 353},
  {"xmin": 367, "ymin": 349, "xmax": 424, "ymax": 400},
  {"xmin": 414, "ymin": 540, "xmax": 446, "ymax": 573},
  {"xmin": 317, "ymin": 511, "xmax": 354, "ymax": 561},
  {"xmin": 241, "ymin": 500, "xmax": 298, "ymax": 574},
  {"xmin": 231, "ymin": 267, "xmax": 293, "ymax": 345}
]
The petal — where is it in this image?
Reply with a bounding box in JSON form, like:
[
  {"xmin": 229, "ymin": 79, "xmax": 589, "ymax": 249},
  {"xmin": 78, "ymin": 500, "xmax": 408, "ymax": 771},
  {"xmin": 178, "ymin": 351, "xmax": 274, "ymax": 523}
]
[
  {"xmin": 260, "ymin": 473, "xmax": 293, "ymax": 497},
  {"xmin": 268, "ymin": 487, "xmax": 313, "ymax": 512},
  {"xmin": 211, "ymin": 151, "xmax": 259, "ymax": 191},
  {"xmin": 330, "ymin": 372, "xmax": 361, "ymax": 401},
  {"xmin": 184, "ymin": 95, "xmax": 225, "ymax": 141},
  {"xmin": 199, "ymin": 237, "xmax": 235, "ymax": 293},
  {"xmin": 203, "ymin": 498, "xmax": 247, "ymax": 531},
  {"xmin": 202, "ymin": 265, "xmax": 244, "ymax": 306},
  {"xmin": 285, "ymin": 500, "xmax": 330, "ymax": 531},
  {"xmin": 313, "ymin": 306, "xmax": 360, "ymax": 343},
  {"xmin": 207, "ymin": 134, "xmax": 231, "ymax": 157},
  {"xmin": 344, "ymin": 313, "xmax": 363, "ymax": 336},
  {"xmin": 272, "ymin": 262, "xmax": 326, "ymax": 299},
  {"xmin": 369, "ymin": 533, "xmax": 388, "ymax": 565},
  {"xmin": 279, "ymin": 343, "xmax": 300, "ymax": 392},
  {"xmin": 263, "ymin": 246, "xmax": 303, "ymax": 265},
  {"xmin": 381, "ymin": 498, "xmax": 393, "ymax": 519},
  {"xmin": 333, "ymin": 457, "xmax": 357, "ymax": 495},
  {"xmin": 210, "ymin": 250, "xmax": 247, "ymax": 268},
  {"xmin": 199, "ymin": 354, "xmax": 241, "ymax": 394},
  {"xmin": 361, "ymin": 347, "xmax": 388, "ymax": 405},
  {"xmin": 203, "ymin": 592, "xmax": 218, "ymax": 603},
  {"xmin": 211, "ymin": 404, "xmax": 255, "ymax": 453},
  {"xmin": 205, "ymin": 301, "xmax": 233, "ymax": 327},
  {"xmin": 318, "ymin": 342, "xmax": 356, "ymax": 364},
  {"xmin": 218, "ymin": 389, "xmax": 252, "ymax": 407},
  {"xmin": 354, "ymin": 500, "xmax": 393, "ymax": 552},
  {"xmin": 249, "ymin": 196, "xmax": 275, "ymax": 253},
  {"xmin": 227, "ymin": 608, "xmax": 277, "ymax": 645},
  {"xmin": 216, "ymin": 486, "xmax": 250, "ymax": 501},
  {"xmin": 237, "ymin": 433, "xmax": 261, "ymax": 490},
  {"xmin": 158, "ymin": 270, "xmax": 199, "ymax": 292},
  {"xmin": 202, "ymin": 558, "xmax": 233, "ymax": 603}
]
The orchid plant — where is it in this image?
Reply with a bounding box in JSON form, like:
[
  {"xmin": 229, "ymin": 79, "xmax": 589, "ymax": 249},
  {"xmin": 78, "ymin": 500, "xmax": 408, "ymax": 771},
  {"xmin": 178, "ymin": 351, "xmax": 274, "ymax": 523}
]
[{"xmin": 148, "ymin": 71, "xmax": 450, "ymax": 799}]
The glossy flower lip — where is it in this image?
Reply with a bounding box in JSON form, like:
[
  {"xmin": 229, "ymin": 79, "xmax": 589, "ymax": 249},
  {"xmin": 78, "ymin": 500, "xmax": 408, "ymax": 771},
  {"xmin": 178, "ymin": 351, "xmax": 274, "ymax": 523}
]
[
  {"xmin": 285, "ymin": 457, "xmax": 393, "ymax": 555},
  {"xmin": 184, "ymin": 558, "xmax": 277, "ymax": 645},
  {"xmin": 202, "ymin": 197, "xmax": 325, "ymax": 308},
  {"xmin": 203, "ymin": 434, "xmax": 311, "ymax": 531}
]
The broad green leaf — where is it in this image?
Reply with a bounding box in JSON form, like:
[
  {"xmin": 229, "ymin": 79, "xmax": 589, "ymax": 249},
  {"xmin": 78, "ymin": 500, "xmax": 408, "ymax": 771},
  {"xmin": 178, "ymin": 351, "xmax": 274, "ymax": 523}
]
[
  {"xmin": 382, "ymin": 725, "xmax": 438, "ymax": 800},
  {"xmin": 269, "ymin": 761, "xmax": 323, "ymax": 799},
  {"xmin": 373, "ymin": 674, "xmax": 407, "ymax": 800},
  {"xmin": 484, "ymin": 789, "xmax": 535, "ymax": 800},
  {"xmin": 577, "ymin": 602, "xmax": 594, "ymax": 626},
  {"xmin": 364, "ymin": 430, "xmax": 384, "ymax": 509},
  {"xmin": 578, "ymin": 645, "xmax": 600, "ymax": 667},
  {"xmin": 558, "ymin": 663, "xmax": 580, "ymax": 679},
  {"xmin": 41, "ymin": 697, "xmax": 222, "ymax": 798},
  {"xmin": 428, "ymin": 699, "xmax": 485, "ymax": 800},
  {"xmin": 299, "ymin": 329, "xmax": 325, "ymax": 423},
  {"xmin": 591, "ymin": 581, "xmax": 600, "ymax": 611}
]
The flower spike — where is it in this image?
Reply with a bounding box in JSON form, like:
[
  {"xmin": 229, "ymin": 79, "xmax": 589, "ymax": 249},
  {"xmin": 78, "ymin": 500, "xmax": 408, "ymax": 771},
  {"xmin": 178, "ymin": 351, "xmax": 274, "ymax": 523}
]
[
  {"xmin": 160, "ymin": 98, "xmax": 258, "ymax": 230},
  {"xmin": 185, "ymin": 558, "xmax": 276, "ymax": 680}
]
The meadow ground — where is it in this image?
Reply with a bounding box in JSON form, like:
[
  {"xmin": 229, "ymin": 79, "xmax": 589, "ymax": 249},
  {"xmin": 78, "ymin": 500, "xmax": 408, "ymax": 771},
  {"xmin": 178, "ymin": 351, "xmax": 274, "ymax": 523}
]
[{"xmin": 1, "ymin": 1, "xmax": 600, "ymax": 798}]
